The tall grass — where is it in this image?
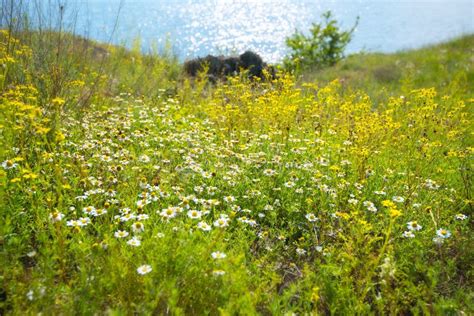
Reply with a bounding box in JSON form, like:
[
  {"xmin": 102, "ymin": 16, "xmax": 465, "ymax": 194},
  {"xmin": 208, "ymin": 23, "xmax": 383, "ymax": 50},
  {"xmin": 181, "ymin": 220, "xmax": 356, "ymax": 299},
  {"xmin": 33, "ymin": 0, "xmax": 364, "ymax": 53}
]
[{"xmin": 1, "ymin": 0, "xmax": 180, "ymax": 108}]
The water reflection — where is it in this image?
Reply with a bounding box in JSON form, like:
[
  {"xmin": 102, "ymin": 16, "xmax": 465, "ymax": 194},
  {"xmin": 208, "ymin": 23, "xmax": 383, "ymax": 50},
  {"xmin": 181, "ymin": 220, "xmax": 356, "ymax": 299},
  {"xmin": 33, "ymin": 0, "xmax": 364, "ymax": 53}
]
[{"xmin": 50, "ymin": 0, "xmax": 474, "ymax": 62}]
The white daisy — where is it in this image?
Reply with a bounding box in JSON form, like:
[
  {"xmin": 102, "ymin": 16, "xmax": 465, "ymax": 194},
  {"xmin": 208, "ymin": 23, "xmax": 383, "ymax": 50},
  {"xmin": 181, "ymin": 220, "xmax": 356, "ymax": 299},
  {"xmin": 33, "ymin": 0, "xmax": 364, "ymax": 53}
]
[
  {"xmin": 454, "ymin": 214, "xmax": 467, "ymax": 220},
  {"xmin": 392, "ymin": 196, "xmax": 405, "ymax": 203},
  {"xmin": 49, "ymin": 211, "xmax": 65, "ymax": 222},
  {"xmin": 407, "ymin": 221, "xmax": 422, "ymax": 231},
  {"xmin": 137, "ymin": 264, "xmax": 152, "ymax": 275},
  {"xmin": 296, "ymin": 248, "xmax": 307, "ymax": 256},
  {"xmin": 436, "ymin": 228, "xmax": 451, "ymax": 238},
  {"xmin": 197, "ymin": 221, "xmax": 212, "ymax": 231},
  {"xmin": 66, "ymin": 219, "xmax": 81, "ymax": 227},
  {"xmin": 78, "ymin": 217, "xmax": 91, "ymax": 226},
  {"xmin": 305, "ymin": 213, "xmax": 318, "ymax": 222},
  {"xmin": 127, "ymin": 236, "xmax": 141, "ymax": 247},
  {"xmin": 284, "ymin": 181, "xmax": 296, "ymax": 188},
  {"xmin": 212, "ymin": 269, "xmax": 226, "ymax": 276},
  {"xmin": 160, "ymin": 207, "xmax": 178, "ymax": 219},
  {"xmin": 136, "ymin": 213, "xmax": 150, "ymax": 221},
  {"xmin": 132, "ymin": 221, "xmax": 145, "ymax": 233},
  {"xmin": 2, "ymin": 159, "xmax": 18, "ymax": 170},
  {"xmin": 114, "ymin": 230, "xmax": 129, "ymax": 238},
  {"xmin": 211, "ymin": 251, "xmax": 227, "ymax": 259},
  {"xmin": 187, "ymin": 210, "xmax": 202, "ymax": 219},
  {"xmin": 213, "ymin": 217, "xmax": 229, "ymax": 228}
]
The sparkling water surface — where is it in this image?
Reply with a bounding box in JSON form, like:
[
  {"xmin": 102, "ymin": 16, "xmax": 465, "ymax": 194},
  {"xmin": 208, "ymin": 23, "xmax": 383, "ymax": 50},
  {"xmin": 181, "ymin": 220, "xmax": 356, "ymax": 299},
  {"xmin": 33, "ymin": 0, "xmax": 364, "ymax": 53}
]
[{"xmin": 47, "ymin": 0, "xmax": 474, "ymax": 62}]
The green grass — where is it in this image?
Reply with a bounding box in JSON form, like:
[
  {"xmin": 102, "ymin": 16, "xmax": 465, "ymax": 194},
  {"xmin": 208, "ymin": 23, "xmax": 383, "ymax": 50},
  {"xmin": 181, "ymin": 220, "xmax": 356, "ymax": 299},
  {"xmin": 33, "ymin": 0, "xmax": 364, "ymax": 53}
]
[
  {"xmin": 300, "ymin": 34, "xmax": 474, "ymax": 101},
  {"xmin": 0, "ymin": 27, "xmax": 473, "ymax": 314}
]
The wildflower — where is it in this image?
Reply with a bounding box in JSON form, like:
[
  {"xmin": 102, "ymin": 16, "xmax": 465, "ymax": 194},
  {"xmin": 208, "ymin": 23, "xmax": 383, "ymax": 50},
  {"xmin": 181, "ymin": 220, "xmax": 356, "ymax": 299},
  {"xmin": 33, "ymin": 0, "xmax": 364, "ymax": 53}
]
[
  {"xmin": 49, "ymin": 211, "xmax": 65, "ymax": 222},
  {"xmin": 402, "ymin": 231, "xmax": 415, "ymax": 238},
  {"xmin": 114, "ymin": 230, "xmax": 129, "ymax": 238},
  {"xmin": 379, "ymin": 257, "xmax": 396, "ymax": 278},
  {"xmin": 240, "ymin": 218, "xmax": 257, "ymax": 227},
  {"xmin": 389, "ymin": 208, "xmax": 402, "ymax": 218},
  {"xmin": 213, "ymin": 217, "xmax": 229, "ymax": 228},
  {"xmin": 223, "ymin": 196, "xmax": 236, "ymax": 203},
  {"xmin": 197, "ymin": 221, "xmax": 212, "ymax": 231},
  {"xmin": 127, "ymin": 236, "xmax": 141, "ymax": 247},
  {"xmin": 156, "ymin": 232, "xmax": 165, "ymax": 238},
  {"xmin": 211, "ymin": 251, "xmax": 227, "ymax": 259},
  {"xmin": 348, "ymin": 198, "xmax": 359, "ymax": 205},
  {"xmin": 2, "ymin": 159, "xmax": 18, "ymax": 170},
  {"xmin": 296, "ymin": 248, "xmax": 307, "ymax": 256},
  {"xmin": 382, "ymin": 200, "xmax": 395, "ymax": 208},
  {"xmin": 212, "ymin": 269, "xmax": 226, "ymax": 276},
  {"xmin": 136, "ymin": 214, "xmax": 150, "ymax": 221},
  {"xmin": 120, "ymin": 213, "xmax": 136, "ymax": 222},
  {"xmin": 407, "ymin": 221, "xmax": 422, "ymax": 231},
  {"xmin": 208, "ymin": 199, "xmax": 220, "ymax": 206},
  {"xmin": 138, "ymin": 154, "xmax": 150, "ymax": 163},
  {"xmin": 160, "ymin": 207, "xmax": 178, "ymax": 219},
  {"xmin": 392, "ymin": 196, "xmax": 405, "ymax": 203},
  {"xmin": 120, "ymin": 208, "xmax": 131, "ymax": 215},
  {"xmin": 137, "ymin": 264, "xmax": 152, "ymax": 275},
  {"xmin": 94, "ymin": 208, "xmax": 107, "ymax": 216},
  {"xmin": 132, "ymin": 221, "xmax": 145, "ymax": 233},
  {"xmin": 51, "ymin": 97, "xmax": 65, "ymax": 107},
  {"xmin": 263, "ymin": 169, "xmax": 276, "ymax": 176},
  {"xmin": 454, "ymin": 214, "xmax": 467, "ymax": 220},
  {"xmin": 341, "ymin": 159, "xmax": 351, "ymax": 165},
  {"xmin": 78, "ymin": 217, "xmax": 91, "ymax": 226},
  {"xmin": 424, "ymin": 179, "xmax": 440, "ymax": 190},
  {"xmin": 200, "ymin": 171, "xmax": 212, "ymax": 179},
  {"xmin": 105, "ymin": 189, "xmax": 117, "ymax": 197},
  {"xmin": 75, "ymin": 195, "xmax": 88, "ymax": 201},
  {"xmin": 284, "ymin": 181, "xmax": 296, "ymax": 188},
  {"xmin": 305, "ymin": 213, "xmax": 318, "ymax": 222},
  {"xmin": 66, "ymin": 219, "xmax": 81, "ymax": 227},
  {"xmin": 363, "ymin": 201, "xmax": 378, "ymax": 213},
  {"xmin": 436, "ymin": 228, "xmax": 451, "ymax": 238},
  {"xmin": 26, "ymin": 290, "xmax": 34, "ymax": 301},
  {"xmin": 187, "ymin": 210, "xmax": 202, "ymax": 219},
  {"xmin": 432, "ymin": 237, "xmax": 444, "ymax": 245},
  {"xmin": 194, "ymin": 186, "xmax": 204, "ymax": 193},
  {"xmin": 263, "ymin": 204, "xmax": 274, "ymax": 211},
  {"xmin": 136, "ymin": 199, "xmax": 151, "ymax": 208},
  {"xmin": 83, "ymin": 206, "xmax": 96, "ymax": 216}
]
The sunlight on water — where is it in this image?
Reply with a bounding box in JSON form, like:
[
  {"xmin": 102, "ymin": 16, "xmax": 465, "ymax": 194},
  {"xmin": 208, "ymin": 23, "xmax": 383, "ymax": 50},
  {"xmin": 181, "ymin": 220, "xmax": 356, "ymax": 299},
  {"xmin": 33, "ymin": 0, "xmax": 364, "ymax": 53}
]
[{"xmin": 55, "ymin": 0, "xmax": 473, "ymax": 62}]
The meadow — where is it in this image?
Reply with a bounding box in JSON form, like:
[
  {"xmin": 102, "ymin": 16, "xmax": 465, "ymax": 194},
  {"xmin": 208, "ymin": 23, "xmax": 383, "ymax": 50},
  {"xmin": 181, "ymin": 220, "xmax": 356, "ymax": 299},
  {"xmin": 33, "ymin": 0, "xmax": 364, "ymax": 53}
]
[{"xmin": 0, "ymin": 26, "xmax": 473, "ymax": 314}]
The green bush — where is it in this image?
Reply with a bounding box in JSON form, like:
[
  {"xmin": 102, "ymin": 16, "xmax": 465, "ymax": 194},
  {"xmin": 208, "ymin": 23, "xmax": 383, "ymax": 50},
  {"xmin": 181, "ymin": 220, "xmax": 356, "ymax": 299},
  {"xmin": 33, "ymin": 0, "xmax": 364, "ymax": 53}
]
[{"xmin": 283, "ymin": 11, "xmax": 359, "ymax": 72}]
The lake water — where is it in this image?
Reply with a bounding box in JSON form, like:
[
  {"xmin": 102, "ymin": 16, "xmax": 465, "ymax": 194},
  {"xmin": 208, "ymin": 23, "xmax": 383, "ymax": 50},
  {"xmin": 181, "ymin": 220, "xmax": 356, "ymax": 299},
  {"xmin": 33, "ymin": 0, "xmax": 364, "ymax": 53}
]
[{"xmin": 34, "ymin": 0, "xmax": 474, "ymax": 62}]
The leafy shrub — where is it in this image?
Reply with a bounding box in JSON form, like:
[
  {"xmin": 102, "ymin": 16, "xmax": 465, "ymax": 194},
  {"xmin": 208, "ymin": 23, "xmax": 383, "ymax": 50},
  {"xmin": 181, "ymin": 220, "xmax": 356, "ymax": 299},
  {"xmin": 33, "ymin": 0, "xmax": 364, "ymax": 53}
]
[{"xmin": 283, "ymin": 11, "xmax": 359, "ymax": 72}]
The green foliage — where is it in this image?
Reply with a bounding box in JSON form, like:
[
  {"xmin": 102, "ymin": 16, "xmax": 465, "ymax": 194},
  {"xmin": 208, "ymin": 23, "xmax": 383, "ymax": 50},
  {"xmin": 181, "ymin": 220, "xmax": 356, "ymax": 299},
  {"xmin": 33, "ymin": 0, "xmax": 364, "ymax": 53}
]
[
  {"xmin": 284, "ymin": 11, "xmax": 358, "ymax": 73},
  {"xmin": 299, "ymin": 34, "xmax": 474, "ymax": 103}
]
